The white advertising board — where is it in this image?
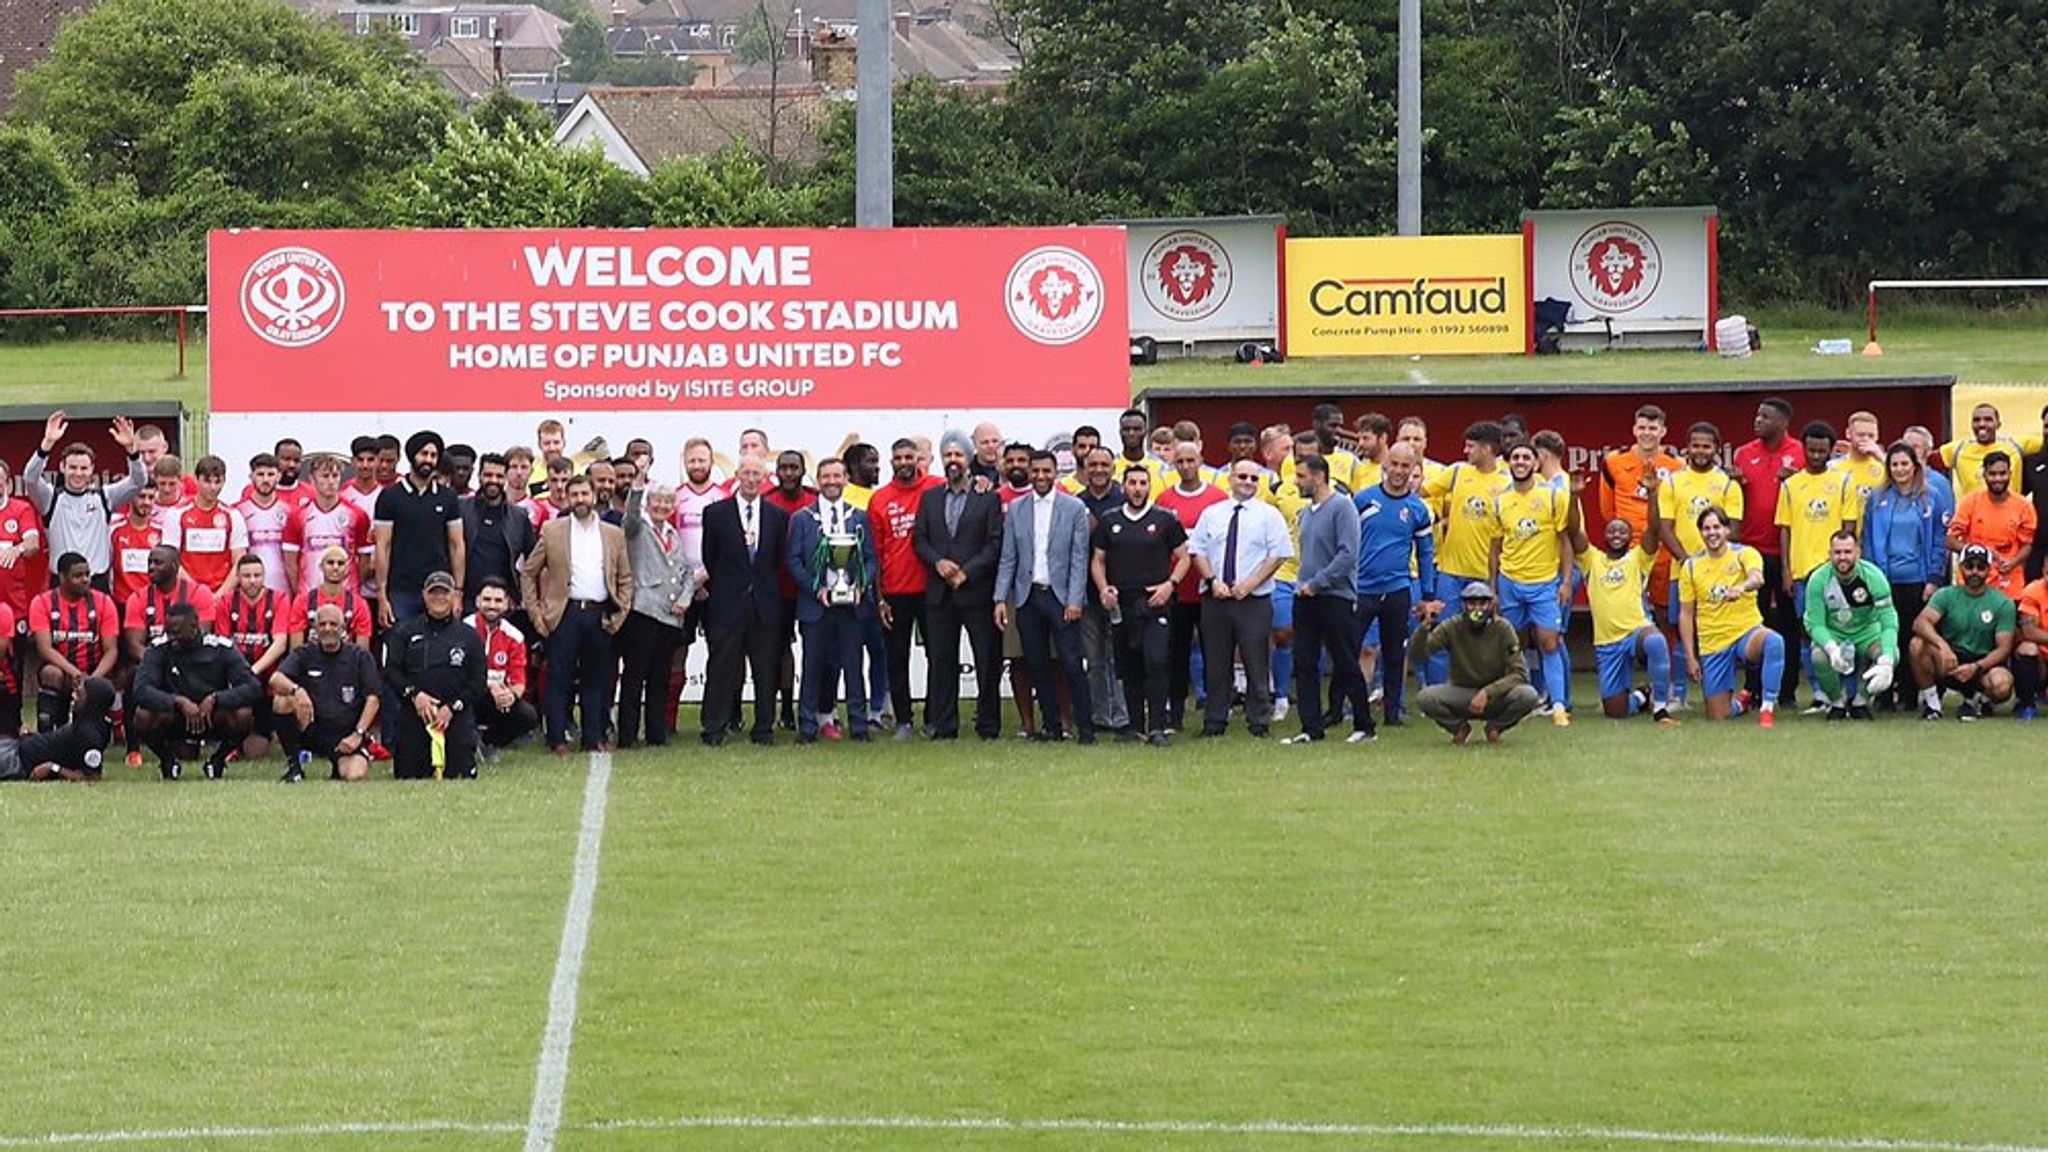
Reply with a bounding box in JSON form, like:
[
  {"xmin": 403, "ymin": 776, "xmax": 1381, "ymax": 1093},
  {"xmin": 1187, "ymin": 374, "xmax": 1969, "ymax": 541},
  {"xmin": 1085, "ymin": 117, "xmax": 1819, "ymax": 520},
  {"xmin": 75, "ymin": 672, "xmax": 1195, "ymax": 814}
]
[
  {"xmin": 1524, "ymin": 206, "xmax": 1717, "ymax": 335},
  {"xmin": 1113, "ymin": 216, "xmax": 1284, "ymax": 345}
]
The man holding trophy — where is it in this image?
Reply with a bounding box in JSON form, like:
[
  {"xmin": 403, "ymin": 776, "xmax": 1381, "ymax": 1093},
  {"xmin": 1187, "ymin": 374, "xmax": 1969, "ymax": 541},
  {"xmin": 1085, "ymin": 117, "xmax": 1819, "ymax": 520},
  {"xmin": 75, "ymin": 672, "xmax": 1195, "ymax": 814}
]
[{"xmin": 789, "ymin": 458, "xmax": 882, "ymax": 743}]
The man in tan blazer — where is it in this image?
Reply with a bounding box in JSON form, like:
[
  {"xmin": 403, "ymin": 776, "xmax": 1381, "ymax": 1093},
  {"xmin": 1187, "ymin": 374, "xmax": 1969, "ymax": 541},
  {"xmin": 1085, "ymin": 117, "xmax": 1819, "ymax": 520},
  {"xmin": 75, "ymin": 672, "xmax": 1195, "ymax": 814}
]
[{"xmin": 520, "ymin": 474, "xmax": 633, "ymax": 753}]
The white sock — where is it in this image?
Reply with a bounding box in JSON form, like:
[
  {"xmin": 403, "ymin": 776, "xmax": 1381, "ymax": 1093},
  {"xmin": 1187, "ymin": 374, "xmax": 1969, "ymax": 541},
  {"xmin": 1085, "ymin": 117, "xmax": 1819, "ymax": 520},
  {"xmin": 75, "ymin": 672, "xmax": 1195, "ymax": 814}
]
[
  {"xmin": 1759, "ymin": 698, "xmax": 1776, "ymax": 714},
  {"xmin": 1920, "ymin": 687, "xmax": 1940, "ymax": 708}
]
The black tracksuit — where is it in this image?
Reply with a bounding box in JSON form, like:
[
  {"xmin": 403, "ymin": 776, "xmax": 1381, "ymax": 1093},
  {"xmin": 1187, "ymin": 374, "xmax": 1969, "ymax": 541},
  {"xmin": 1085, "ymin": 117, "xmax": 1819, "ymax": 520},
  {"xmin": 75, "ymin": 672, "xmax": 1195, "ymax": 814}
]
[{"xmin": 382, "ymin": 612, "xmax": 487, "ymax": 779}]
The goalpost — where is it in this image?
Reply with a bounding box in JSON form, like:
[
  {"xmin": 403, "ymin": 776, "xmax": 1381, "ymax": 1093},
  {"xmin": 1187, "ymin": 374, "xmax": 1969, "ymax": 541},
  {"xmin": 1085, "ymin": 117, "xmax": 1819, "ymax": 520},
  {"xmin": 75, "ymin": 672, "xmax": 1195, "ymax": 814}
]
[{"xmin": 1865, "ymin": 277, "xmax": 2048, "ymax": 352}]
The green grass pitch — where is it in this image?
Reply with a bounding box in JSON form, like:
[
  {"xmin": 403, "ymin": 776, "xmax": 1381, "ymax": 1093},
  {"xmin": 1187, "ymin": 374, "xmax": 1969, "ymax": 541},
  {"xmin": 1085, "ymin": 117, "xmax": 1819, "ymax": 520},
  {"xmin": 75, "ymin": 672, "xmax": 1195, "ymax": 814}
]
[
  {"xmin": 3, "ymin": 314, "xmax": 2046, "ymax": 1149},
  {"xmin": 3, "ymin": 701, "xmax": 2046, "ymax": 1152}
]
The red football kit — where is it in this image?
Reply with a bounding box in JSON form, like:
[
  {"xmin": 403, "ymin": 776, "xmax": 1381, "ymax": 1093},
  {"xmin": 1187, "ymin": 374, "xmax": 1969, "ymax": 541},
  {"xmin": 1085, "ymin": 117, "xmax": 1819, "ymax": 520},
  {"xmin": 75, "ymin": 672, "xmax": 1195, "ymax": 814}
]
[
  {"xmin": 31, "ymin": 588, "xmax": 119, "ymax": 674},
  {"xmin": 246, "ymin": 481, "xmax": 314, "ymax": 514},
  {"xmin": 1156, "ymin": 483, "xmax": 1228, "ymax": 602},
  {"xmin": 763, "ymin": 486, "xmax": 817, "ymax": 599},
  {"xmin": 236, "ymin": 494, "xmax": 294, "ymax": 594},
  {"xmin": 1732, "ymin": 437, "xmax": 1806, "ymax": 555},
  {"xmin": 467, "ymin": 613, "xmax": 530, "ymax": 692},
  {"xmin": 169, "ymin": 503, "xmax": 248, "ymax": 590},
  {"xmin": 283, "ymin": 498, "xmax": 371, "ymax": 595},
  {"xmin": 108, "ymin": 516, "xmax": 165, "ymax": 606},
  {"xmin": 0, "ymin": 495, "xmax": 45, "ymax": 622},
  {"xmin": 0, "ymin": 601, "xmax": 17, "ymax": 696},
  {"xmin": 216, "ymin": 588, "xmax": 287, "ymax": 667},
  {"xmin": 292, "ymin": 585, "xmax": 373, "ymax": 644},
  {"xmin": 124, "ymin": 579, "xmax": 218, "ymax": 644}
]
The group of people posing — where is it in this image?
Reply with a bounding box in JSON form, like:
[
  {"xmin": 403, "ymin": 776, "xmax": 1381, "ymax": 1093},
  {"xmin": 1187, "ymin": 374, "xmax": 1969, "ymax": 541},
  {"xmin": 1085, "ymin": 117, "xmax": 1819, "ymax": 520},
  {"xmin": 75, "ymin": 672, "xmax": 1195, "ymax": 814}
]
[{"xmin": 0, "ymin": 395, "xmax": 2042, "ymax": 782}]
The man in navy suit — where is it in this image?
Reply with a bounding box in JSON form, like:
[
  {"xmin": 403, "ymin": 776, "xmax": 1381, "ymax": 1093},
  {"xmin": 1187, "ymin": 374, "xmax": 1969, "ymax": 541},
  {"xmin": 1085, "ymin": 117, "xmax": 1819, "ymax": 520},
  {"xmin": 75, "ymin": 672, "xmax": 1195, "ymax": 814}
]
[
  {"xmin": 698, "ymin": 455, "xmax": 789, "ymax": 746},
  {"xmin": 913, "ymin": 431, "xmax": 1004, "ymax": 739},
  {"xmin": 995, "ymin": 449, "xmax": 1096, "ymax": 743},
  {"xmin": 788, "ymin": 458, "xmax": 880, "ymax": 743}
]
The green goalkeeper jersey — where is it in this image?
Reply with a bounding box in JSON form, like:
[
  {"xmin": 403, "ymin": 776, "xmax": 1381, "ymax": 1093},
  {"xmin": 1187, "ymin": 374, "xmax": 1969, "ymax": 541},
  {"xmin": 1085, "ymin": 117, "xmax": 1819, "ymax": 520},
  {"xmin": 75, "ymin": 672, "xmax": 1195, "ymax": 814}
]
[{"xmin": 1803, "ymin": 558, "xmax": 1899, "ymax": 656}]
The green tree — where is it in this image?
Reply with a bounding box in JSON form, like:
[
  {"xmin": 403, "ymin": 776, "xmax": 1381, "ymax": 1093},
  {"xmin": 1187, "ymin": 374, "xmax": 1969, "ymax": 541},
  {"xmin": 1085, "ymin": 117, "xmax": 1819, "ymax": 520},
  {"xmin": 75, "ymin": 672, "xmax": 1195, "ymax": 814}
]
[
  {"xmin": 12, "ymin": 0, "xmax": 452, "ymax": 200},
  {"xmin": 809, "ymin": 81, "xmax": 1103, "ymax": 225},
  {"xmin": 471, "ymin": 85, "xmax": 557, "ymax": 137},
  {"xmin": 166, "ymin": 59, "xmax": 450, "ymax": 202},
  {"xmin": 605, "ymin": 54, "xmax": 702, "ymax": 87},
  {"xmin": 645, "ymin": 147, "xmax": 833, "ymax": 227},
  {"xmin": 387, "ymin": 121, "xmax": 648, "ymax": 227},
  {"xmin": 561, "ymin": 8, "xmax": 611, "ymax": 83},
  {"xmin": 1541, "ymin": 85, "xmax": 1716, "ymax": 210}
]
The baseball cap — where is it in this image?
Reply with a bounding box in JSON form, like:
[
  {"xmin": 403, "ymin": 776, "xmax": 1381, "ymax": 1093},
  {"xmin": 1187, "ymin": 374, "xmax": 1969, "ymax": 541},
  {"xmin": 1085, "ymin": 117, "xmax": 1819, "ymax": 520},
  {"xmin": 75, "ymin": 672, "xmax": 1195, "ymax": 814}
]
[
  {"xmin": 423, "ymin": 570, "xmax": 459, "ymax": 593},
  {"xmin": 1959, "ymin": 544, "xmax": 1993, "ymax": 568},
  {"xmin": 1460, "ymin": 580, "xmax": 1495, "ymax": 601}
]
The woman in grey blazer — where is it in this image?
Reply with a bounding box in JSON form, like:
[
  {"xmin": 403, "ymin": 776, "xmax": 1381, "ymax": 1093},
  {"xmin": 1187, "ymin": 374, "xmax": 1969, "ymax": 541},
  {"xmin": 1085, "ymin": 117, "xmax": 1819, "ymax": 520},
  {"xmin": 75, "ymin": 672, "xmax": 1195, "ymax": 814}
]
[{"xmin": 618, "ymin": 483, "xmax": 695, "ymax": 747}]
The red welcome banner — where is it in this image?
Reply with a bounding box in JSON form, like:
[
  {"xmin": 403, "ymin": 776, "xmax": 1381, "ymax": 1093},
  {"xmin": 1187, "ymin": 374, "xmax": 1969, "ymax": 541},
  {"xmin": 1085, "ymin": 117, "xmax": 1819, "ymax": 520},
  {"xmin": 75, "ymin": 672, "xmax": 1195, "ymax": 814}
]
[{"xmin": 208, "ymin": 228, "xmax": 1129, "ymax": 413}]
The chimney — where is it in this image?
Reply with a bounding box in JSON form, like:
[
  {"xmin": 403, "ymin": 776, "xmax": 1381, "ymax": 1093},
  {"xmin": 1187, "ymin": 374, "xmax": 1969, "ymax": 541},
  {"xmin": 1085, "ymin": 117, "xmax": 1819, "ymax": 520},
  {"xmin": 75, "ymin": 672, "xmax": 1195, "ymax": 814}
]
[
  {"xmin": 893, "ymin": 9, "xmax": 911, "ymax": 38},
  {"xmin": 809, "ymin": 28, "xmax": 857, "ymax": 89},
  {"xmin": 610, "ymin": 2, "xmax": 625, "ymax": 27}
]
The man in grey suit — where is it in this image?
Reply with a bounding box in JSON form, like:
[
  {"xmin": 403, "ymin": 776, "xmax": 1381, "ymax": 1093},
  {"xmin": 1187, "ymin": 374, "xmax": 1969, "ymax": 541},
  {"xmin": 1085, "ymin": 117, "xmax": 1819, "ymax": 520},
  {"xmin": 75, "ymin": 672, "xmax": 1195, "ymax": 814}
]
[{"xmin": 995, "ymin": 449, "xmax": 1097, "ymax": 744}]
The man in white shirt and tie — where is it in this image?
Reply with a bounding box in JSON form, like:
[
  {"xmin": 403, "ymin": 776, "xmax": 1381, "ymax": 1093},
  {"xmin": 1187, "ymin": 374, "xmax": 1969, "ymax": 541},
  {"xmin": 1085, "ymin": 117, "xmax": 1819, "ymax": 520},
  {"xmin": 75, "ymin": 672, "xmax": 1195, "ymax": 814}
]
[
  {"xmin": 1189, "ymin": 462, "xmax": 1293, "ymax": 737},
  {"xmin": 995, "ymin": 449, "xmax": 1096, "ymax": 743}
]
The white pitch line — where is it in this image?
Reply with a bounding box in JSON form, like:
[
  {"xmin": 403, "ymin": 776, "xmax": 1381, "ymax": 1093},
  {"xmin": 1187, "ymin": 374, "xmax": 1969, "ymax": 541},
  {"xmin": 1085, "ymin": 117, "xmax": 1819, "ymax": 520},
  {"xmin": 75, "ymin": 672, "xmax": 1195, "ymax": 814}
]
[
  {"xmin": 521, "ymin": 751, "xmax": 615, "ymax": 1152},
  {"xmin": 0, "ymin": 1120, "xmax": 519, "ymax": 1148},
  {"xmin": 1, "ymin": 1114, "xmax": 2043, "ymax": 1152},
  {"xmin": 584, "ymin": 1115, "xmax": 2048, "ymax": 1152}
]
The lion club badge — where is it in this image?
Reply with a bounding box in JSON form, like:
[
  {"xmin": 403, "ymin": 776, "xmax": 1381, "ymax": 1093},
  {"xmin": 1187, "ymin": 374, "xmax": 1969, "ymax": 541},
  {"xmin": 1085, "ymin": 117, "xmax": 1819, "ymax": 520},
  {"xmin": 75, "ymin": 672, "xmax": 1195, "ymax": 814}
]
[
  {"xmin": 1140, "ymin": 230, "xmax": 1232, "ymax": 323},
  {"xmin": 242, "ymin": 246, "xmax": 345, "ymax": 348},
  {"xmin": 1569, "ymin": 222, "xmax": 1661, "ymax": 314},
  {"xmin": 1005, "ymin": 246, "xmax": 1104, "ymax": 346}
]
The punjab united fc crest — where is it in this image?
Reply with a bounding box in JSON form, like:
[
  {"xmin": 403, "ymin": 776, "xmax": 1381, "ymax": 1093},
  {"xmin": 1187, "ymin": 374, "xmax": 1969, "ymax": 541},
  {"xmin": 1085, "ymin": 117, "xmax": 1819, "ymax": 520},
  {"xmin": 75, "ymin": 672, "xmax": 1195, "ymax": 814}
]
[{"xmin": 242, "ymin": 246, "xmax": 345, "ymax": 348}]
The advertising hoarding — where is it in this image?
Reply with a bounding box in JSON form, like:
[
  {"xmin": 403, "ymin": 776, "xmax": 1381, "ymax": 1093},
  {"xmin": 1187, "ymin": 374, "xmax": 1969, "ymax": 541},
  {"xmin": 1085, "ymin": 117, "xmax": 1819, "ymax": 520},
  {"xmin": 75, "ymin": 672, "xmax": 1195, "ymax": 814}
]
[
  {"xmin": 1115, "ymin": 216, "xmax": 1283, "ymax": 349},
  {"xmin": 1283, "ymin": 236, "xmax": 1528, "ymax": 357},
  {"xmin": 1523, "ymin": 206, "xmax": 1718, "ymax": 345}
]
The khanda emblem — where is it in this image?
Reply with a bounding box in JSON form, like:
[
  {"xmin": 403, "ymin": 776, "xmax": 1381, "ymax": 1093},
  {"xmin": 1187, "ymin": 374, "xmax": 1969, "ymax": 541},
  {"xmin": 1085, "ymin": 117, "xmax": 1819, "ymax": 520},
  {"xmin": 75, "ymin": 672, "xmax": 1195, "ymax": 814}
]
[{"xmin": 242, "ymin": 246, "xmax": 345, "ymax": 348}]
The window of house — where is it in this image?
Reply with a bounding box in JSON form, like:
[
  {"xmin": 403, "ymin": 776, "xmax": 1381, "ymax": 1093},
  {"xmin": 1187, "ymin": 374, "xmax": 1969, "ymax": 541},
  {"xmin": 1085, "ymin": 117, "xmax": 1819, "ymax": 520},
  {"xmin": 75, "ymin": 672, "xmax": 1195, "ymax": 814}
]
[
  {"xmin": 390, "ymin": 12, "xmax": 420, "ymax": 35},
  {"xmin": 451, "ymin": 15, "xmax": 481, "ymax": 37},
  {"xmin": 356, "ymin": 13, "xmax": 373, "ymax": 33}
]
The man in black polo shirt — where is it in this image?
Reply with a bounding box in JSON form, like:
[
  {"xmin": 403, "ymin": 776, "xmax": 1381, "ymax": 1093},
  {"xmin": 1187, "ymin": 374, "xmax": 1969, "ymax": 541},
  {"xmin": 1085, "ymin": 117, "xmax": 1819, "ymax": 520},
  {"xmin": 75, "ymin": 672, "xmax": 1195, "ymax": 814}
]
[
  {"xmin": 1090, "ymin": 464, "xmax": 1188, "ymax": 745},
  {"xmin": 373, "ymin": 430, "xmax": 465, "ymax": 630},
  {"xmin": 269, "ymin": 604, "xmax": 382, "ymax": 782},
  {"xmin": 1073, "ymin": 445, "xmax": 1130, "ymax": 735}
]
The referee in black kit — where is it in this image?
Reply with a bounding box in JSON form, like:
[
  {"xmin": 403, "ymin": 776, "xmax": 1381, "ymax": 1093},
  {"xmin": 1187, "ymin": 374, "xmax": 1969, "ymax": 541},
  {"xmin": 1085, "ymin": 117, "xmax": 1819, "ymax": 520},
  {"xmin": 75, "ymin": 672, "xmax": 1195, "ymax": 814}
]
[
  {"xmin": 1089, "ymin": 464, "xmax": 1188, "ymax": 745},
  {"xmin": 382, "ymin": 570, "xmax": 486, "ymax": 779}
]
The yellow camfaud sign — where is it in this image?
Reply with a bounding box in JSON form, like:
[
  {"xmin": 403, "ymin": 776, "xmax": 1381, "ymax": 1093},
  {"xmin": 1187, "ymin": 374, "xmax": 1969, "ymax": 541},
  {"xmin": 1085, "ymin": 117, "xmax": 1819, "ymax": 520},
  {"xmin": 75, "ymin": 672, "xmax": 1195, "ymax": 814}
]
[{"xmin": 1285, "ymin": 235, "xmax": 1528, "ymax": 356}]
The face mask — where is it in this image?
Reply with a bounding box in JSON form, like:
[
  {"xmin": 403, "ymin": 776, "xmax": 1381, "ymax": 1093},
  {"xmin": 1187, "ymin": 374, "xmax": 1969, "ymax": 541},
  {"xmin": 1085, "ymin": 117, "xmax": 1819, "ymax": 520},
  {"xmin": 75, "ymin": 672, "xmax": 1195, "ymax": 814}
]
[{"xmin": 1464, "ymin": 608, "xmax": 1492, "ymax": 628}]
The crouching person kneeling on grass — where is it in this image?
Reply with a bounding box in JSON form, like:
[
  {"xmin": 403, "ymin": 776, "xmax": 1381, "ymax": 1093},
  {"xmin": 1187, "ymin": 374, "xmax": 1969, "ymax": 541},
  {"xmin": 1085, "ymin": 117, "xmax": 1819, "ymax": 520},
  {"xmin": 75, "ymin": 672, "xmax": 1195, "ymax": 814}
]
[
  {"xmin": 1413, "ymin": 582, "xmax": 1540, "ymax": 744},
  {"xmin": 131, "ymin": 604, "xmax": 263, "ymax": 780},
  {"xmin": 269, "ymin": 604, "xmax": 382, "ymax": 783},
  {"xmin": 0, "ymin": 677, "xmax": 117, "ymax": 782},
  {"xmin": 383, "ymin": 571, "xmax": 487, "ymax": 779}
]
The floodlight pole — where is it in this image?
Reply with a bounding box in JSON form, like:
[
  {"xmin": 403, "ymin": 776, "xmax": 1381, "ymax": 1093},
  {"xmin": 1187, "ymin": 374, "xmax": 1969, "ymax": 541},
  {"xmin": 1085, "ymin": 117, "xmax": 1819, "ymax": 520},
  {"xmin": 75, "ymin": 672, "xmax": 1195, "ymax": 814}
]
[
  {"xmin": 855, "ymin": 0, "xmax": 893, "ymax": 227},
  {"xmin": 1396, "ymin": 0, "xmax": 1421, "ymax": 236}
]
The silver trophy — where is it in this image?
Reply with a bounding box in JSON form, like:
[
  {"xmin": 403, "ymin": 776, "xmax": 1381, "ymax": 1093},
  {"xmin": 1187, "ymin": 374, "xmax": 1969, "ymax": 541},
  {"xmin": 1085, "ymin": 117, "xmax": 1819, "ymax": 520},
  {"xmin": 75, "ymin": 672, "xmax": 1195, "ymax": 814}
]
[{"xmin": 822, "ymin": 530, "xmax": 861, "ymax": 606}]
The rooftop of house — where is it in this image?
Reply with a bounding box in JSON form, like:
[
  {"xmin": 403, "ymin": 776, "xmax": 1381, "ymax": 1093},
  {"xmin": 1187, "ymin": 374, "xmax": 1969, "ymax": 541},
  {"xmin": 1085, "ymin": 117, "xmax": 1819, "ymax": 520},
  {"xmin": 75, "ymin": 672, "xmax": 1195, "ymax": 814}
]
[{"xmin": 0, "ymin": 0, "xmax": 97, "ymax": 115}]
